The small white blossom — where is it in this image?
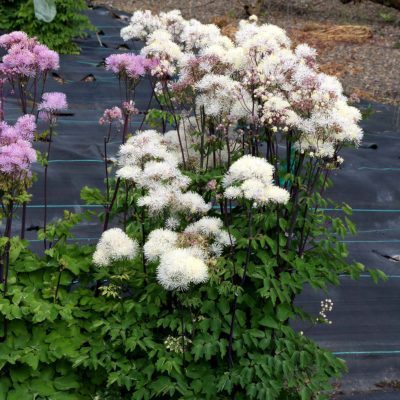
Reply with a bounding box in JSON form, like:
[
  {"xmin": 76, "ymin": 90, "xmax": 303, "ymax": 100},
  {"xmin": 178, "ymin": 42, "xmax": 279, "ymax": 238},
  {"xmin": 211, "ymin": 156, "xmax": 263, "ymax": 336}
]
[
  {"xmin": 223, "ymin": 155, "xmax": 290, "ymax": 205},
  {"xmin": 157, "ymin": 248, "xmax": 209, "ymax": 290},
  {"xmin": 144, "ymin": 228, "xmax": 178, "ymax": 262},
  {"xmin": 93, "ymin": 228, "xmax": 139, "ymax": 267}
]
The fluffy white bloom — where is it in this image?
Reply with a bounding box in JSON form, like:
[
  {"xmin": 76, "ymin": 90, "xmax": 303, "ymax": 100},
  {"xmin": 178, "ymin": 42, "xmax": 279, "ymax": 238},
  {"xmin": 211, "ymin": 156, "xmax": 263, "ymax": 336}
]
[
  {"xmin": 223, "ymin": 155, "xmax": 289, "ymax": 205},
  {"xmin": 195, "ymin": 74, "xmax": 251, "ymax": 119},
  {"xmin": 117, "ymin": 130, "xmax": 180, "ymax": 187},
  {"xmin": 137, "ymin": 186, "xmax": 179, "ymax": 214},
  {"xmin": 317, "ymin": 73, "xmax": 343, "ymax": 98},
  {"xmin": 119, "ymin": 130, "xmax": 175, "ymax": 167},
  {"xmin": 115, "ymin": 165, "xmax": 141, "ymax": 181},
  {"xmin": 223, "ymin": 155, "xmax": 274, "ymax": 187},
  {"xmin": 239, "ymin": 23, "xmax": 291, "ymax": 55},
  {"xmin": 179, "ymin": 191, "xmax": 211, "ymax": 214},
  {"xmin": 139, "ymin": 160, "xmax": 190, "ymax": 189},
  {"xmin": 261, "ymin": 93, "xmax": 292, "ymax": 125},
  {"xmin": 120, "ymin": 10, "xmax": 162, "ymax": 41},
  {"xmin": 265, "ymin": 185, "xmax": 291, "ymax": 204},
  {"xmin": 185, "ymin": 216, "xmax": 223, "ymax": 236},
  {"xmin": 157, "ymin": 248, "xmax": 209, "ymax": 290},
  {"xmin": 292, "ymin": 63, "xmax": 318, "ymax": 89},
  {"xmin": 235, "ymin": 20, "xmax": 259, "ymax": 46},
  {"xmin": 295, "ymin": 43, "xmax": 317, "ymax": 61},
  {"xmin": 120, "ymin": 25, "xmax": 139, "ymax": 42},
  {"xmin": 180, "ymin": 20, "xmax": 221, "ymax": 52},
  {"xmin": 144, "ymin": 228, "xmax": 178, "ymax": 261},
  {"xmin": 159, "ymin": 9, "xmax": 187, "ymax": 39},
  {"xmin": 184, "ymin": 216, "xmax": 233, "ymax": 256},
  {"xmin": 225, "ymin": 47, "xmax": 246, "ymax": 70},
  {"xmin": 224, "ymin": 186, "xmax": 242, "ymax": 199},
  {"xmin": 120, "ymin": 11, "xmax": 363, "ymax": 167},
  {"xmin": 141, "ymin": 29, "xmax": 183, "ymax": 62},
  {"xmin": 166, "ymin": 216, "xmax": 180, "ymax": 229},
  {"xmin": 93, "ymin": 228, "xmax": 139, "ymax": 267}
]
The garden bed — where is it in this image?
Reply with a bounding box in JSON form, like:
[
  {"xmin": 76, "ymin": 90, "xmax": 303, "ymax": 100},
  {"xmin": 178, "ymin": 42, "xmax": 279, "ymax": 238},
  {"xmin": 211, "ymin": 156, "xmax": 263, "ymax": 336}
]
[{"xmin": 0, "ymin": 4, "xmax": 399, "ymax": 399}]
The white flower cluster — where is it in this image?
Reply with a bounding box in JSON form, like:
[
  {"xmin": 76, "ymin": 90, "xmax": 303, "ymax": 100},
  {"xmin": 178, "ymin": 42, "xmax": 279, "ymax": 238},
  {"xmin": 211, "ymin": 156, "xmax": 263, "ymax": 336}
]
[
  {"xmin": 116, "ymin": 129, "xmax": 210, "ymax": 215},
  {"xmin": 164, "ymin": 335, "xmax": 192, "ymax": 353},
  {"xmin": 223, "ymin": 155, "xmax": 290, "ymax": 205},
  {"xmin": 144, "ymin": 216, "xmax": 232, "ymax": 291},
  {"xmin": 115, "ymin": 129, "xmax": 230, "ymax": 291},
  {"xmin": 120, "ymin": 10, "xmax": 162, "ymax": 41},
  {"xmin": 319, "ymin": 298, "xmax": 334, "ymax": 325},
  {"xmin": 121, "ymin": 10, "xmax": 363, "ymax": 161},
  {"xmin": 157, "ymin": 248, "xmax": 208, "ymax": 291},
  {"xmin": 195, "ymin": 74, "xmax": 251, "ymax": 120},
  {"xmin": 141, "ymin": 29, "xmax": 183, "ymax": 76},
  {"xmin": 93, "ymin": 228, "xmax": 139, "ymax": 267}
]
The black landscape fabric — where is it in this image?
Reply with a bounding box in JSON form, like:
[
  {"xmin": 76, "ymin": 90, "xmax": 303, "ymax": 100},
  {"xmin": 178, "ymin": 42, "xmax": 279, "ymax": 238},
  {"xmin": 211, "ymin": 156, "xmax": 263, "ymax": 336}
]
[{"xmin": 2, "ymin": 6, "xmax": 400, "ymax": 398}]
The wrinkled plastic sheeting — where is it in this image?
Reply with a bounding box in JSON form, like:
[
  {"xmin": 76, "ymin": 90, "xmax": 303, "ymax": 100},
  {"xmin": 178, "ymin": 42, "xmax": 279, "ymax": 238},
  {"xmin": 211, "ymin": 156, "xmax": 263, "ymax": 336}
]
[{"xmin": 33, "ymin": 0, "xmax": 57, "ymax": 23}]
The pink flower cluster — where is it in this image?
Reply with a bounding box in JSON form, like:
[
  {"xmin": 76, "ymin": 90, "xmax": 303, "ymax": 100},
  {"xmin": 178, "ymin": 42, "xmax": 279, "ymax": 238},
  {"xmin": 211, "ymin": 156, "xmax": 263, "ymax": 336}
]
[
  {"xmin": 38, "ymin": 92, "xmax": 68, "ymax": 122},
  {"xmin": 122, "ymin": 101, "xmax": 139, "ymax": 116},
  {"xmin": 38, "ymin": 92, "xmax": 68, "ymax": 112},
  {"xmin": 105, "ymin": 53, "xmax": 157, "ymax": 79},
  {"xmin": 0, "ymin": 115, "xmax": 36, "ymax": 177},
  {"xmin": 99, "ymin": 106, "xmax": 123, "ymax": 125},
  {"xmin": 0, "ymin": 31, "xmax": 59, "ymax": 78}
]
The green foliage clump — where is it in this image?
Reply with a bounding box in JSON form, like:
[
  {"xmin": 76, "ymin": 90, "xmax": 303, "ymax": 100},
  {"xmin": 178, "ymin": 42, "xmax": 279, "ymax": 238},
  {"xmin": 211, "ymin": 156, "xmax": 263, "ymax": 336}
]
[
  {"xmin": 0, "ymin": 0, "xmax": 94, "ymax": 54},
  {"xmin": 0, "ymin": 172, "xmax": 387, "ymax": 399}
]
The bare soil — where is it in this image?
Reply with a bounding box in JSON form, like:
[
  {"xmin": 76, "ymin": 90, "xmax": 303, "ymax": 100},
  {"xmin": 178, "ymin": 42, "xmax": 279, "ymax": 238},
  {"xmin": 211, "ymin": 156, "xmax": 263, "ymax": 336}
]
[{"xmin": 91, "ymin": 0, "xmax": 400, "ymax": 105}]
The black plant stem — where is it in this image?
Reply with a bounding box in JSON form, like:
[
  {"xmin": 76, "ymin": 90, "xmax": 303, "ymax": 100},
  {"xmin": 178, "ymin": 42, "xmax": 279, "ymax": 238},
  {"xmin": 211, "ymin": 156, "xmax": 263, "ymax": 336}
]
[
  {"xmin": 35, "ymin": 74, "xmax": 48, "ymax": 121},
  {"xmin": 104, "ymin": 137, "xmax": 110, "ymax": 202},
  {"xmin": 200, "ymin": 106, "xmax": 206, "ymax": 169},
  {"xmin": 103, "ymin": 178, "xmax": 120, "ymax": 232},
  {"xmin": 228, "ymin": 205, "xmax": 253, "ymax": 368},
  {"xmin": 18, "ymin": 81, "xmax": 29, "ymax": 239},
  {"xmin": 298, "ymin": 169, "xmax": 330, "ymax": 255},
  {"xmin": 18, "ymin": 81, "xmax": 27, "ymax": 114},
  {"xmin": 104, "ymin": 121, "xmax": 113, "ymax": 202},
  {"xmin": 103, "ymin": 109, "xmax": 130, "ymax": 231},
  {"xmin": 123, "ymin": 181, "xmax": 129, "ymax": 231},
  {"xmin": 31, "ymin": 76, "xmax": 37, "ymax": 114},
  {"xmin": 43, "ymin": 123, "xmax": 54, "ymax": 250},
  {"xmin": 122, "ymin": 113, "xmax": 129, "ymax": 144},
  {"xmin": 284, "ymin": 154, "xmax": 305, "ymax": 251},
  {"xmin": 163, "ymin": 84, "xmax": 187, "ymax": 168}
]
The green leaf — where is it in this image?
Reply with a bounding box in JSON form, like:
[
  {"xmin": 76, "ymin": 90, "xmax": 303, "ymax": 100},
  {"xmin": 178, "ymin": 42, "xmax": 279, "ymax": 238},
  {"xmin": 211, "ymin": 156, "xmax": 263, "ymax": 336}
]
[
  {"xmin": 258, "ymin": 315, "xmax": 279, "ymax": 329},
  {"xmin": 54, "ymin": 374, "xmax": 81, "ymax": 391},
  {"xmin": 276, "ymin": 303, "xmax": 292, "ymax": 322},
  {"xmin": 342, "ymin": 203, "xmax": 353, "ymax": 216},
  {"xmin": 20, "ymin": 352, "xmax": 39, "ymax": 370},
  {"xmin": 367, "ymin": 268, "xmax": 388, "ymax": 284}
]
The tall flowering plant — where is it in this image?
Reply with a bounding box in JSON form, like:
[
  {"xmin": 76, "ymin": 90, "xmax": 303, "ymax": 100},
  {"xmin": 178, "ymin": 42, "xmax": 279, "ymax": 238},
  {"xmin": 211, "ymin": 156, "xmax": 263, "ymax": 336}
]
[
  {"xmin": 0, "ymin": 115, "xmax": 36, "ymax": 339},
  {"xmin": 0, "ymin": 31, "xmax": 59, "ymax": 115},
  {"xmin": 0, "ymin": 13, "xmax": 386, "ymax": 400},
  {"xmin": 0, "ymin": 31, "xmax": 62, "ymax": 240},
  {"xmin": 75, "ymin": 10, "xmax": 383, "ymax": 399}
]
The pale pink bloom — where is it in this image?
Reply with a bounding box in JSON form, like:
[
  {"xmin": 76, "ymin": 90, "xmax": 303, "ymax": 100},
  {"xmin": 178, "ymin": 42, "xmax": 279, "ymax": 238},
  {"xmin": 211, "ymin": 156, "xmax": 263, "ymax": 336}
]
[
  {"xmin": 38, "ymin": 92, "xmax": 67, "ymax": 112},
  {"xmin": 99, "ymin": 106, "xmax": 123, "ymax": 125},
  {"xmin": 105, "ymin": 53, "xmax": 149, "ymax": 79}
]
